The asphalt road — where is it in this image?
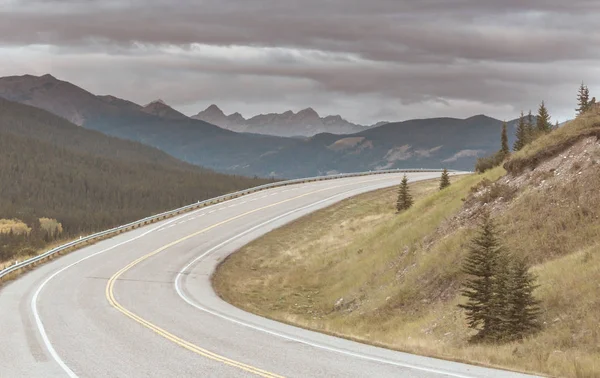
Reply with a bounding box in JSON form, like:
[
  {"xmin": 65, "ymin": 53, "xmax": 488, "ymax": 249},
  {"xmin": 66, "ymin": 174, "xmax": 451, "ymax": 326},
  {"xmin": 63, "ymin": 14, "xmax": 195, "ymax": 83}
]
[{"xmin": 0, "ymin": 172, "xmax": 539, "ymax": 378}]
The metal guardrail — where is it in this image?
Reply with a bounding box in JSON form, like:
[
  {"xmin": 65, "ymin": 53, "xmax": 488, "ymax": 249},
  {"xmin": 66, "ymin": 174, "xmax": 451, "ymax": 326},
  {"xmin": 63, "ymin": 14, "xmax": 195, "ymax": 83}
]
[{"xmin": 0, "ymin": 168, "xmax": 455, "ymax": 281}]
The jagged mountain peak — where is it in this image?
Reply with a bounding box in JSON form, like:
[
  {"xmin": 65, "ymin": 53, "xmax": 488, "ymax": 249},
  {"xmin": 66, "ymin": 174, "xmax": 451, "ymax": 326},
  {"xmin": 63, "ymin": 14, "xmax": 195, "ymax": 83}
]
[{"xmin": 193, "ymin": 105, "xmax": 371, "ymax": 137}]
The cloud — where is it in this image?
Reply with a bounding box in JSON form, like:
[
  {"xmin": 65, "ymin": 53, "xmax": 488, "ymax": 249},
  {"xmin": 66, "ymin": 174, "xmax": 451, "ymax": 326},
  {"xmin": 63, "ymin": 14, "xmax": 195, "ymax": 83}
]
[{"xmin": 1, "ymin": 0, "xmax": 599, "ymax": 124}]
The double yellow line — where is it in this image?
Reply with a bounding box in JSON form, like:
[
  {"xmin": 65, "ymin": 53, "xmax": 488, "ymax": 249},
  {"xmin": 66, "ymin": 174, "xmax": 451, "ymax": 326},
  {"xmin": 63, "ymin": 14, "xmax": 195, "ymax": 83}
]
[{"xmin": 105, "ymin": 176, "xmax": 399, "ymax": 377}]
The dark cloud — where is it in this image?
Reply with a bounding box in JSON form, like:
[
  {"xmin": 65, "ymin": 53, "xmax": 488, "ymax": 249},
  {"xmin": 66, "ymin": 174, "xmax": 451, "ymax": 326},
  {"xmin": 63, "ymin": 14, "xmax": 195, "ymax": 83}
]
[{"xmin": 1, "ymin": 0, "xmax": 599, "ymax": 123}]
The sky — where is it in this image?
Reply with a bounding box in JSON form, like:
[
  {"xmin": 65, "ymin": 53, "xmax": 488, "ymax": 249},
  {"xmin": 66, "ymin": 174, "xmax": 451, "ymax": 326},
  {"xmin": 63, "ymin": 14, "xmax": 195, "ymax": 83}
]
[{"xmin": 1, "ymin": 0, "xmax": 599, "ymax": 125}]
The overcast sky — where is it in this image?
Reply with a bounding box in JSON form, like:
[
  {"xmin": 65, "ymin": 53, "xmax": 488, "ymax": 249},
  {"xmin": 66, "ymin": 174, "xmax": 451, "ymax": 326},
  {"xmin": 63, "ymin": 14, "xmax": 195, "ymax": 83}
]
[{"xmin": 1, "ymin": 0, "xmax": 599, "ymax": 124}]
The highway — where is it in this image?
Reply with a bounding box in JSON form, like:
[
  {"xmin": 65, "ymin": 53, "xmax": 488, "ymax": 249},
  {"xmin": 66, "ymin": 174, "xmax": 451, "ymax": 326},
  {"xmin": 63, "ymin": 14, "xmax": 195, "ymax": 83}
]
[{"xmin": 0, "ymin": 172, "xmax": 537, "ymax": 378}]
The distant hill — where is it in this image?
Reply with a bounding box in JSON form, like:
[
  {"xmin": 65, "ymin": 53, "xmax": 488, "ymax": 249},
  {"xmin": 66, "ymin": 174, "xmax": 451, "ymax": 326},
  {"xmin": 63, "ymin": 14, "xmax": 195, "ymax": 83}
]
[
  {"xmin": 0, "ymin": 98, "xmax": 270, "ymax": 239},
  {"xmin": 0, "ymin": 74, "xmax": 522, "ymax": 178},
  {"xmin": 243, "ymin": 115, "xmax": 518, "ymax": 177},
  {"xmin": 192, "ymin": 104, "xmax": 371, "ymax": 137},
  {"xmin": 142, "ymin": 99, "xmax": 189, "ymax": 120}
]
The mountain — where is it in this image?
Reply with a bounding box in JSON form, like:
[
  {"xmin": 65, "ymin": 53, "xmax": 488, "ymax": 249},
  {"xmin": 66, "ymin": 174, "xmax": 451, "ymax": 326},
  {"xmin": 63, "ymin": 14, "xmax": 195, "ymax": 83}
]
[
  {"xmin": 0, "ymin": 74, "xmax": 519, "ymax": 178},
  {"xmin": 192, "ymin": 104, "xmax": 370, "ymax": 137},
  {"xmin": 244, "ymin": 114, "xmax": 518, "ymax": 177},
  {"xmin": 0, "ymin": 97, "xmax": 270, "ymax": 261},
  {"xmin": 142, "ymin": 99, "xmax": 189, "ymax": 120}
]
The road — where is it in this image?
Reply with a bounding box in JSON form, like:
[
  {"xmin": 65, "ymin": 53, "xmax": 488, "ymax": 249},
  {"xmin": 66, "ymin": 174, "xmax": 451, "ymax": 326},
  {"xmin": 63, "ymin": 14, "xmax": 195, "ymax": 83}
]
[{"xmin": 0, "ymin": 172, "xmax": 537, "ymax": 378}]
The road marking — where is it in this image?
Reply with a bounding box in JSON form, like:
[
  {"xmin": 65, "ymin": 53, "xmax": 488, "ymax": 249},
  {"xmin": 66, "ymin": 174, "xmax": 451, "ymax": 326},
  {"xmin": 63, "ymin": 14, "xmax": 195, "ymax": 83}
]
[
  {"xmin": 105, "ymin": 175, "xmax": 404, "ymax": 377},
  {"xmin": 106, "ymin": 270, "xmax": 282, "ymax": 378},
  {"xmin": 174, "ymin": 185, "xmax": 476, "ymax": 378},
  {"xmin": 31, "ymin": 209, "xmax": 203, "ymax": 378}
]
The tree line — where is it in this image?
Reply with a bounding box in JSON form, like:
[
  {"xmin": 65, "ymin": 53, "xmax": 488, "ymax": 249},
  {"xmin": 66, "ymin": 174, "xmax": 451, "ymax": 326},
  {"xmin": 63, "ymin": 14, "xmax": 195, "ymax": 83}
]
[{"xmin": 476, "ymin": 81, "xmax": 595, "ymax": 173}]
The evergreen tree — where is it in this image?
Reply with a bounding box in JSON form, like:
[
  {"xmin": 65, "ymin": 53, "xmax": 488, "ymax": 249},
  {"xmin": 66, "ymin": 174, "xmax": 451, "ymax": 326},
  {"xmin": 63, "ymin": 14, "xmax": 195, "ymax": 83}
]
[
  {"xmin": 489, "ymin": 252, "xmax": 511, "ymax": 340},
  {"xmin": 459, "ymin": 212, "xmax": 505, "ymax": 340},
  {"xmin": 396, "ymin": 175, "xmax": 413, "ymax": 212},
  {"xmin": 505, "ymin": 257, "xmax": 541, "ymax": 339},
  {"xmin": 513, "ymin": 112, "xmax": 527, "ymax": 152},
  {"xmin": 439, "ymin": 169, "xmax": 451, "ymax": 190},
  {"xmin": 536, "ymin": 101, "xmax": 552, "ymax": 133},
  {"xmin": 576, "ymin": 82, "xmax": 590, "ymax": 115},
  {"xmin": 526, "ymin": 110, "xmax": 535, "ymax": 142},
  {"xmin": 500, "ymin": 122, "xmax": 510, "ymax": 157}
]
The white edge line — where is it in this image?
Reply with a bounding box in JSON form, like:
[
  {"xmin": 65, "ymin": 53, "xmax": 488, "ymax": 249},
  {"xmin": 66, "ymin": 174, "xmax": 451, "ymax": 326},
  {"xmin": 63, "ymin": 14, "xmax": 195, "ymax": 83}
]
[
  {"xmin": 31, "ymin": 207, "xmax": 206, "ymax": 377},
  {"xmin": 174, "ymin": 179, "xmax": 476, "ymax": 378},
  {"xmin": 29, "ymin": 173, "xmax": 437, "ymax": 377}
]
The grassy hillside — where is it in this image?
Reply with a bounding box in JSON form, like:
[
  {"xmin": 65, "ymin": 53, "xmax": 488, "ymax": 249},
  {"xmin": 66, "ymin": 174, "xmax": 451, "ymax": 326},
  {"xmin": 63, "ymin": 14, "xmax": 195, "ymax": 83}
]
[
  {"xmin": 214, "ymin": 108, "xmax": 600, "ymax": 377},
  {"xmin": 0, "ymin": 99, "xmax": 271, "ymax": 262}
]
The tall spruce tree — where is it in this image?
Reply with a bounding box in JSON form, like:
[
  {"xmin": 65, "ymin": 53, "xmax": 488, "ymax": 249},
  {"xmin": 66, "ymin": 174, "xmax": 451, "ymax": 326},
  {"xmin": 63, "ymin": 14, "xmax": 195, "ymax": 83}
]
[
  {"xmin": 576, "ymin": 82, "xmax": 590, "ymax": 115},
  {"xmin": 536, "ymin": 101, "xmax": 552, "ymax": 133},
  {"xmin": 439, "ymin": 169, "xmax": 451, "ymax": 190},
  {"xmin": 396, "ymin": 175, "xmax": 413, "ymax": 212},
  {"xmin": 459, "ymin": 212, "xmax": 505, "ymax": 340},
  {"xmin": 500, "ymin": 122, "xmax": 510, "ymax": 157},
  {"xmin": 526, "ymin": 110, "xmax": 535, "ymax": 142},
  {"xmin": 489, "ymin": 252, "xmax": 511, "ymax": 340},
  {"xmin": 505, "ymin": 257, "xmax": 541, "ymax": 339},
  {"xmin": 513, "ymin": 112, "xmax": 527, "ymax": 152}
]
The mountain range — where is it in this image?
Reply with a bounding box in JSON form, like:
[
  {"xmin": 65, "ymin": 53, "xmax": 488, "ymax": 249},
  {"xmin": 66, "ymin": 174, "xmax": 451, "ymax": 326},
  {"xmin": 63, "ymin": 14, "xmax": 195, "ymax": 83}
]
[
  {"xmin": 0, "ymin": 74, "xmax": 519, "ymax": 178},
  {"xmin": 192, "ymin": 104, "xmax": 372, "ymax": 137}
]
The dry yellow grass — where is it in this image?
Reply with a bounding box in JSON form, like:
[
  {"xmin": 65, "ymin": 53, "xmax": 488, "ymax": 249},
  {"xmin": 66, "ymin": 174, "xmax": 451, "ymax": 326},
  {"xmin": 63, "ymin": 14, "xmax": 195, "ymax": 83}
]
[
  {"xmin": 0, "ymin": 218, "xmax": 64, "ymax": 270},
  {"xmin": 214, "ymin": 155, "xmax": 600, "ymax": 377}
]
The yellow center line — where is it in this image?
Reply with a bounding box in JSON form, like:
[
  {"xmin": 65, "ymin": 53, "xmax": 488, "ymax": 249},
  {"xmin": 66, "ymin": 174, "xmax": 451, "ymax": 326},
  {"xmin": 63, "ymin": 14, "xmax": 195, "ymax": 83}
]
[{"xmin": 105, "ymin": 175, "xmax": 402, "ymax": 377}]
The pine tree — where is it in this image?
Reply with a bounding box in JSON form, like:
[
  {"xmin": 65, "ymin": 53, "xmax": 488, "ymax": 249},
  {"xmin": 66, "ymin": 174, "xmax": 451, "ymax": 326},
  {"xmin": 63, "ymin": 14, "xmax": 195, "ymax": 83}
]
[
  {"xmin": 536, "ymin": 101, "xmax": 552, "ymax": 133},
  {"xmin": 576, "ymin": 82, "xmax": 590, "ymax": 115},
  {"xmin": 505, "ymin": 257, "xmax": 541, "ymax": 339},
  {"xmin": 459, "ymin": 212, "xmax": 505, "ymax": 340},
  {"xmin": 396, "ymin": 175, "xmax": 413, "ymax": 212},
  {"xmin": 500, "ymin": 122, "xmax": 510, "ymax": 157},
  {"xmin": 489, "ymin": 252, "xmax": 511, "ymax": 340},
  {"xmin": 513, "ymin": 112, "xmax": 527, "ymax": 152},
  {"xmin": 439, "ymin": 169, "xmax": 451, "ymax": 190},
  {"xmin": 523, "ymin": 110, "xmax": 535, "ymax": 143}
]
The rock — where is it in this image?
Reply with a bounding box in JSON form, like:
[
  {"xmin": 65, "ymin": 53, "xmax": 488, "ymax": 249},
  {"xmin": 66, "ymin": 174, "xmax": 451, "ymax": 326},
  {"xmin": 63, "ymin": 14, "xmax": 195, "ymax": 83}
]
[{"xmin": 334, "ymin": 298, "xmax": 344, "ymax": 311}]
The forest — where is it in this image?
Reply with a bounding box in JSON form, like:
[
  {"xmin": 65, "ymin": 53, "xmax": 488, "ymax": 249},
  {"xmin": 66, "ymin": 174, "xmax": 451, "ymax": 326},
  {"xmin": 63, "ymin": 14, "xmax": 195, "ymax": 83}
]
[{"xmin": 0, "ymin": 98, "xmax": 271, "ymax": 262}]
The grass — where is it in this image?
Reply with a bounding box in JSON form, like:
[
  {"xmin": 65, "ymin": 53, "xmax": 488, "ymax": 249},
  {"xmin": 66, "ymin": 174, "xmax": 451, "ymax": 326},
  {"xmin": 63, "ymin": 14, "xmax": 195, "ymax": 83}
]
[{"xmin": 214, "ymin": 158, "xmax": 600, "ymax": 377}]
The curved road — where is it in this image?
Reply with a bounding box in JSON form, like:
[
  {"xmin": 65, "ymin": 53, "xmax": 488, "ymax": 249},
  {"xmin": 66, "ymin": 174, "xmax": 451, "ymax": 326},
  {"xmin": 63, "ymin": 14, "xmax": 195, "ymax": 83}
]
[{"xmin": 0, "ymin": 172, "xmax": 536, "ymax": 378}]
